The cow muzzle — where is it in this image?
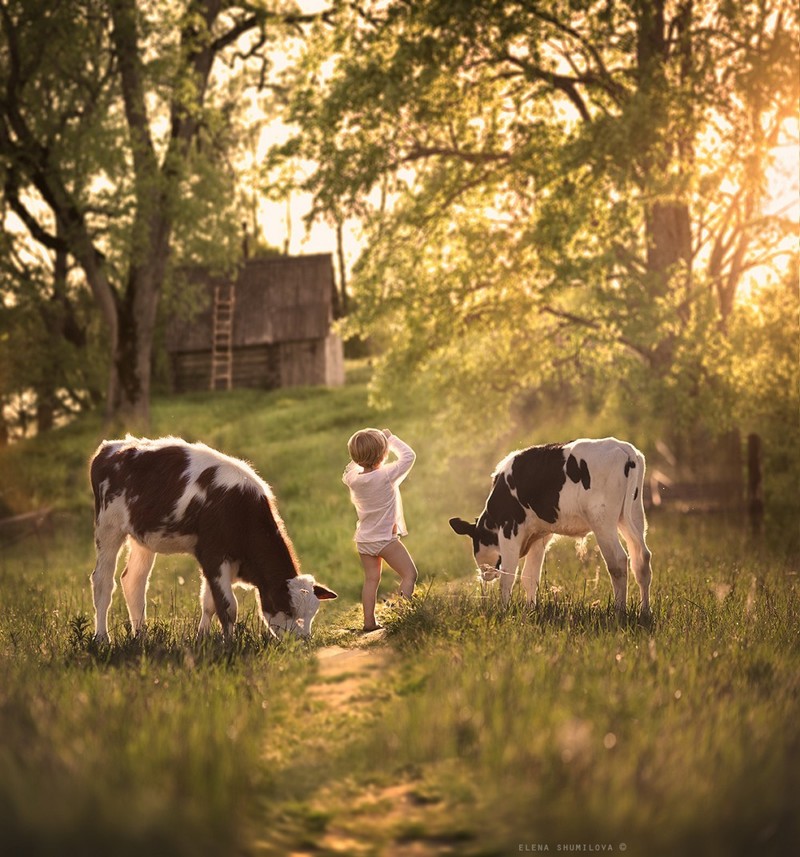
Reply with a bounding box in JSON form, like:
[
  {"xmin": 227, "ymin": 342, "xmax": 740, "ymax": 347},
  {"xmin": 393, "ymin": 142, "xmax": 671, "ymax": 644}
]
[{"xmin": 477, "ymin": 564, "xmax": 501, "ymax": 582}]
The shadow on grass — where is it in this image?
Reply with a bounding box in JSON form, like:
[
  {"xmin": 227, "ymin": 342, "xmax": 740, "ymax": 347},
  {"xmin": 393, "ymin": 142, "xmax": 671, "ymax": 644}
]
[
  {"xmin": 64, "ymin": 610, "xmax": 310, "ymax": 669},
  {"xmin": 381, "ymin": 584, "xmax": 654, "ymax": 647}
]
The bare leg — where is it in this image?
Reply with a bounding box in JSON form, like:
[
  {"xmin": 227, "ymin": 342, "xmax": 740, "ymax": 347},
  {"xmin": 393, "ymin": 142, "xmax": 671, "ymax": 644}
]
[
  {"xmin": 119, "ymin": 542, "xmax": 156, "ymax": 635},
  {"xmin": 358, "ymin": 553, "xmax": 382, "ymax": 630},
  {"xmin": 378, "ymin": 539, "xmax": 418, "ymax": 599}
]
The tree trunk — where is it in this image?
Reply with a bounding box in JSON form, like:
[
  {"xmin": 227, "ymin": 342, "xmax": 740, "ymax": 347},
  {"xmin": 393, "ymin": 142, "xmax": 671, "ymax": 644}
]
[
  {"xmin": 645, "ymin": 201, "xmax": 692, "ymax": 289},
  {"xmin": 335, "ymin": 218, "xmax": 348, "ymax": 317},
  {"xmin": 637, "ymin": 0, "xmax": 693, "ymax": 285},
  {"xmin": 747, "ymin": 433, "xmax": 764, "ymax": 537},
  {"xmin": 0, "ymin": 408, "xmax": 9, "ymax": 447},
  {"xmin": 108, "ymin": 0, "xmax": 183, "ymax": 428},
  {"xmin": 109, "ymin": 214, "xmax": 172, "ymax": 427},
  {"xmin": 636, "ymin": 0, "xmax": 693, "ymax": 369},
  {"xmin": 36, "ymin": 398, "xmax": 55, "ymax": 434}
]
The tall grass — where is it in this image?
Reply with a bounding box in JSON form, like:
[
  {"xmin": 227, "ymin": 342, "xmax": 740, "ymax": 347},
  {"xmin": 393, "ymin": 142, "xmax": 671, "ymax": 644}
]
[
  {"xmin": 1, "ymin": 374, "xmax": 798, "ymax": 855},
  {"xmin": 247, "ymin": 519, "xmax": 800, "ymax": 856},
  {"xmin": 365, "ymin": 525, "xmax": 800, "ymax": 855}
]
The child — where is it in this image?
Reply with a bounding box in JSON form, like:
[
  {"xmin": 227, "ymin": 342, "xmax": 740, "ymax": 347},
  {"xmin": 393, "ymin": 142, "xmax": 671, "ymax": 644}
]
[{"xmin": 343, "ymin": 428, "xmax": 418, "ymax": 632}]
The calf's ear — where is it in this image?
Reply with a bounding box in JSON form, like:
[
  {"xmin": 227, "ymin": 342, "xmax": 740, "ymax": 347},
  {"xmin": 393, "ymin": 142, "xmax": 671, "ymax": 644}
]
[
  {"xmin": 449, "ymin": 517, "xmax": 476, "ymax": 537},
  {"xmin": 313, "ymin": 583, "xmax": 338, "ymax": 600}
]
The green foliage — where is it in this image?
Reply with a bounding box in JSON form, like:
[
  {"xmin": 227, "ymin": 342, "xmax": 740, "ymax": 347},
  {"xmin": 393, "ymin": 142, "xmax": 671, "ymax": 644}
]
[
  {"xmin": 730, "ymin": 269, "xmax": 800, "ymax": 518},
  {"xmin": 0, "ymin": 258, "xmax": 107, "ymax": 437},
  {"xmin": 0, "ymin": 0, "xmax": 310, "ymax": 422},
  {"xmin": 276, "ymin": 0, "xmax": 799, "ymax": 460}
]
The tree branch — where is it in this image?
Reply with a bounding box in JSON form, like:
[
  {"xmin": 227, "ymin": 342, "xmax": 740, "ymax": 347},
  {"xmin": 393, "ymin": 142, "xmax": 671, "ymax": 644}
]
[
  {"xmin": 4, "ymin": 186, "xmax": 65, "ymax": 253},
  {"xmin": 497, "ymin": 52, "xmax": 592, "ymax": 122},
  {"xmin": 108, "ymin": 0, "xmax": 158, "ymax": 176},
  {"xmin": 400, "ymin": 144, "xmax": 511, "ymax": 165},
  {"xmin": 540, "ymin": 304, "xmax": 651, "ymax": 364}
]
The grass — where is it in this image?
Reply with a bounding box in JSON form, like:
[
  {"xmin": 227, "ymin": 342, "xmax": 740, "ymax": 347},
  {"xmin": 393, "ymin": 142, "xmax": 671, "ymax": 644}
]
[{"xmin": 1, "ymin": 372, "xmax": 798, "ymax": 855}]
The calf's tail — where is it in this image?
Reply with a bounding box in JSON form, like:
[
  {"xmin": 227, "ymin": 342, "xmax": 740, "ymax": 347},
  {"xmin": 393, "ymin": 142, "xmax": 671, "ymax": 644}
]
[{"xmin": 621, "ymin": 449, "xmax": 647, "ymax": 531}]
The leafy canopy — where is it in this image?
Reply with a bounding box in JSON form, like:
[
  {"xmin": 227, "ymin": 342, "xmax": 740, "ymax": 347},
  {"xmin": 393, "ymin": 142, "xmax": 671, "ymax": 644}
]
[{"xmin": 278, "ymin": 0, "xmax": 798, "ymax": 434}]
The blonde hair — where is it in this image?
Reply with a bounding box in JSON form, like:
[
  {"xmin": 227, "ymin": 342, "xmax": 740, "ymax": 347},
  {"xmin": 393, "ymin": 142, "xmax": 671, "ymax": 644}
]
[{"xmin": 347, "ymin": 428, "xmax": 388, "ymax": 470}]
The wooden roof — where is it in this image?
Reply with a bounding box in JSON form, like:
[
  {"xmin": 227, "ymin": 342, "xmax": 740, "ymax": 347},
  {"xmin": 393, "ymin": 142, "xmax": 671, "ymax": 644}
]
[{"xmin": 166, "ymin": 254, "xmax": 335, "ymax": 353}]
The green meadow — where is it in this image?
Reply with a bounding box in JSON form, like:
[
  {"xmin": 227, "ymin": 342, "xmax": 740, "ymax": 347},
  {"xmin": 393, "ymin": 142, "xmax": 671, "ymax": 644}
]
[{"xmin": 0, "ymin": 372, "xmax": 798, "ymax": 856}]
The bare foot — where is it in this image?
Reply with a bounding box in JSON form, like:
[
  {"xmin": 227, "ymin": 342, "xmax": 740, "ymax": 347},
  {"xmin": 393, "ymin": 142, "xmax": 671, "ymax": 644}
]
[{"xmin": 362, "ymin": 624, "xmax": 383, "ymax": 633}]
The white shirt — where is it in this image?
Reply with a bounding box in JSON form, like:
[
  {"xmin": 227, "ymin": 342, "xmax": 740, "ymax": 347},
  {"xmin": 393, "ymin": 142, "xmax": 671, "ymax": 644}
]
[{"xmin": 343, "ymin": 435, "xmax": 416, "ymax": 542}]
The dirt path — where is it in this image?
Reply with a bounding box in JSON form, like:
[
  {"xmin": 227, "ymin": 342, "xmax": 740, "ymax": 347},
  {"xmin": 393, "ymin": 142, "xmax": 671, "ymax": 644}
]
[
  {"xmin": 299, "ymin": 632, "xmax": 463, "ymax": 856},
  {"xmin": 309, "ymin": 629, "xmax": 392, "ymax": 710}
]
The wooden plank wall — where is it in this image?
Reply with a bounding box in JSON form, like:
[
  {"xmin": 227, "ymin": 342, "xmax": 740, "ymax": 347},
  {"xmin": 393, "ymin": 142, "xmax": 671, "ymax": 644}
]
[{"xmin": 171, "ymin": 341, "xmax": 334, "ymax": 392}]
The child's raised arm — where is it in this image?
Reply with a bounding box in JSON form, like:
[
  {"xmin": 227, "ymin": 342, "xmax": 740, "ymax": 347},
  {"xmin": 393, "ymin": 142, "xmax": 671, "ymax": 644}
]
[{"xmin": 383, "ymin": 434, "xmax": 416, "ymax": 484}]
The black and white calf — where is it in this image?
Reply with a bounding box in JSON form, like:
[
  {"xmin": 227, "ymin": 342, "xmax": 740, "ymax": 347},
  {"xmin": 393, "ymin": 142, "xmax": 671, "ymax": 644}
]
[
  {"xmin": 450, "ymin": 437, "xmax": 652, "ymax": 617},
  {"xmin": 89, "ymin": 436, "xmax": 336, "ymax": 642}
]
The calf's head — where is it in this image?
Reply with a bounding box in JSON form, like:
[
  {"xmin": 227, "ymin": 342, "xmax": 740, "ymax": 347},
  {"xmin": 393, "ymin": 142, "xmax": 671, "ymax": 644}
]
[
  {"xmin": 267, "ymin": 575, "xmax": 337, "ymax": 638},
  {"xmin": 449, "ymin": 515, "xmax": 502, "ymax": 581}
]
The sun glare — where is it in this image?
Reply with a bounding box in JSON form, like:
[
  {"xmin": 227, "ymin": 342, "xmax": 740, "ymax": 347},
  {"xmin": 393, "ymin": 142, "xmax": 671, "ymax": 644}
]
[
  {"xmin": 763, "ymin": 117, "xmax": 800, "ymax": 222},
  {"xmin": 740, "ymin": 117, "xmax": 800, "ymax": 300}
]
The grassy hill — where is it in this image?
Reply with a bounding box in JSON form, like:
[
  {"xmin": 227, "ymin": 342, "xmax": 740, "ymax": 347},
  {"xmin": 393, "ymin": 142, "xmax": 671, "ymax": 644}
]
[
  {"xmin": 1, "ymin": 372, "xmax": 798, "ymax": 856},
  {"xmin": 0, "ymin": 366, "xmax": 501, "ymax": 603}
]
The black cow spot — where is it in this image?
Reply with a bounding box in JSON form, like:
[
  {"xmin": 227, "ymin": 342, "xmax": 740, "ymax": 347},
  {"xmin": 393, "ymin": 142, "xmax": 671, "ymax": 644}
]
[
  {"xmin": 509, "ymin": 444, "xmax": 566, "ymax": 524},
  {"xmin": 474, "ymin": 515, "xmax": 499, "ymax": 551},
  {"xmin": 566, "ymin": 454, "xmax": 591, "ymax": 490},
  {"xmin": 566, "ymin": 454, "xmax": 580, "ymax": 483},
  {"xmin": 486, "ymin": 475, "xmax": 526, "ymax": 539},
  {"xmin": 196, "ymin": 466, "xmax": 217, "ymax": 490},
  {"xmin": 634, "ymin": 487, "xmax": 639, "ymax": 501},
  {"xmin": 449, "ymin": 517, "xmax": 476, "ymax": 537},
  {"xmin": 624, "ymin": 459, "xmax": 636, "ymax": 477}
]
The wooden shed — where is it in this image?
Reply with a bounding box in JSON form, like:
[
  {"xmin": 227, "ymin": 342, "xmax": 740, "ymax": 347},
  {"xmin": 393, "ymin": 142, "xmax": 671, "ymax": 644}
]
[{"xmin": 165, "ymin": 254, "xmax": 345, "ymax": 393}]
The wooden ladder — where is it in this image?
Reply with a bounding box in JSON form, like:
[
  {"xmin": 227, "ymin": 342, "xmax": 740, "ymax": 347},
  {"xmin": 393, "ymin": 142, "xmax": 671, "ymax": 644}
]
[{"xmin": 210, "ymin": 284, "xmax": 235, "ymax": 391}]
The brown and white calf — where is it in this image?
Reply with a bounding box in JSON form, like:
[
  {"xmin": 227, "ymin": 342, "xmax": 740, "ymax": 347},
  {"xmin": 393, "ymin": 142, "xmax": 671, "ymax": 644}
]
[
  {"xmin": 89, "ymin": 436, "xmax": 336, "ymax": 642},
  {"xmin": 449, "ymin": 437, "xmax": 652, "ymax": 617}
]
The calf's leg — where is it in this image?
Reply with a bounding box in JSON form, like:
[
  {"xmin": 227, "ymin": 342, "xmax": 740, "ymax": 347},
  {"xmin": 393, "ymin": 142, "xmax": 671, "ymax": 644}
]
[
  {"xmin": 594, "ymin": 529, "xmax": 629, "ymax": 616},
  {"xmin": 91, "ymin": 528, "xmax": 127, "ymax": 642},
  {"xmin": 200, "ymin": 559, "xmax": 238, "ymax": 639},
  {"xmin": 498, "ymin": 537, "xmax": 521, "ymax": 606},
  {"xmin": 120, "ymin": 542, "xmax": 156, "ymax": 635},
  {"xmin": 519, "ymin": 536, "xmax": 551, "ymax": 606},
  {"xmin": 620, "ymin": 522, "xmax": 652, "ymax": 618},
  {"xmin": 196, "ymin": 576, "xmax": 217, "ymax": 638}
]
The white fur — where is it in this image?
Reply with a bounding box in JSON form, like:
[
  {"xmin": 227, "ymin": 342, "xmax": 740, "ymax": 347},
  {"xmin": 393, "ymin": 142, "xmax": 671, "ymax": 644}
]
[{"xmin": 285, "ymin": 574, "xmax": 323, "ymax": 638}]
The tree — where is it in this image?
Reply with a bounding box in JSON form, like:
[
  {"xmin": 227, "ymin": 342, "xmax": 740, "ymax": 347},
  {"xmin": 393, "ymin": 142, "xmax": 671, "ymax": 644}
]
[
  {"xmin": 0, "ymin": 0, "xmax": 331, "ymax": 426},
  {"xmin": 278, "ymin": 0, "xmax": 798, "ymax": 432},
  {"xmin": 730, "ymin": 264, "xmax": 800, "ymax": 522},
  {"xmin": 0, "ymin": 222, "xmax": 105, "ymax": 441}
]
